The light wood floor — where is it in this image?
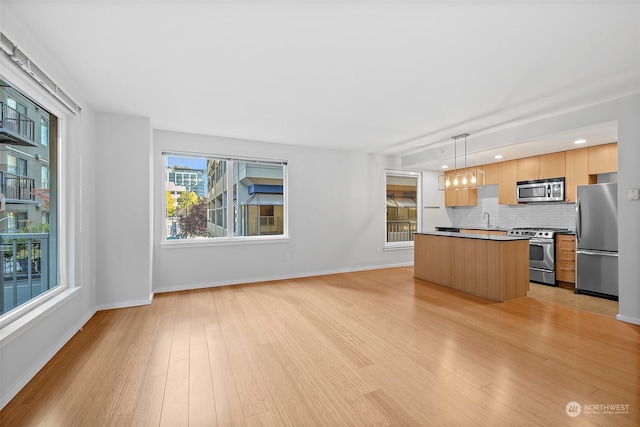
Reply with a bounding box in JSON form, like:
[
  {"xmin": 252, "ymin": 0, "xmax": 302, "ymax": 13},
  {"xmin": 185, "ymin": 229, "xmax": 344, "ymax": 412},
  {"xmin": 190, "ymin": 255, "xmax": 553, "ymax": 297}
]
[
  {"xmin": 527, "ymin": 282, "xmax": 620, "ymax": 318},
  {"xmin": 2, "ymin": 267, "xmax": 639, "ymax": 426}
]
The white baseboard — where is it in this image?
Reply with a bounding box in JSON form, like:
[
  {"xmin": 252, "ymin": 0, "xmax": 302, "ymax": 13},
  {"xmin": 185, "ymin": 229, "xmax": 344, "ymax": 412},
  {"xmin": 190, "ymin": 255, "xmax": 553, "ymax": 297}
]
[
  {"xmin": 154, "ymin": 262, "xmax": 414, "ymax": 294},
  {"xmin": 616, "ymin": 314, "xmax": 640, "ymax": 326},
  {"xmin": 95, "ymin": 293, "xmax": 154, "ymax": 311}
]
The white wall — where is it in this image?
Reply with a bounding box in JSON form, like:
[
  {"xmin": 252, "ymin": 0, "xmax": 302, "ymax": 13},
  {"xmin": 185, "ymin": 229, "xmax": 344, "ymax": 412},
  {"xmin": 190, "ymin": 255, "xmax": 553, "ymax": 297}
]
[
  {"xmin": 95, "ymin": 113, "xmax": 153, "ymax": 309},
  {"xmin": 153, "ymin": 130, "xmax": 414, "ymax": 292},
  {"xmin": 616, "ymin": 95, "xmax": 640, "ymax": 325},
  {"xmin": 421, "ymin": 170, "xmax": 451, "ymax": 232},
  {"xmin": 0, "ymin": 14, "xmax": 97, "ymax": 408}
]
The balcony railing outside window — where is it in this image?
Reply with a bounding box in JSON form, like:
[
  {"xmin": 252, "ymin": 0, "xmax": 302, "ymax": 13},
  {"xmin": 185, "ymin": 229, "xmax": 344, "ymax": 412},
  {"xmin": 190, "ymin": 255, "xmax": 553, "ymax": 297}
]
[
  {"xmin": 0, "ymin": 171, "xmax": 36, "ymax": 201},
  {"xmin": 1, "ymin": 232, "xmax": 49, "ymax": 315},
  {"xmin": 387, "ymin": 220, "xmax": 417, "ymax": 242},
  {"xmin": 0, "ymin": 102, "xmax": 35, "ymax": 142}
]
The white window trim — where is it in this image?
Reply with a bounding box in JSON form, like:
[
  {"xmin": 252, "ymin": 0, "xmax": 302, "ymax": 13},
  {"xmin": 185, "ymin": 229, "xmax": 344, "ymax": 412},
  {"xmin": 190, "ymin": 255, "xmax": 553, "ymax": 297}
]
[
  {"xmin": 0, "ymin": 70, "xmax": 69, "ymax": 331},
  {"xmin": 384, "ymin": 169, "xmax": 422, "ymax": 250},
  {"xmin": 162, "ymin": 151, "xmax": 289, "ymax": 245}
]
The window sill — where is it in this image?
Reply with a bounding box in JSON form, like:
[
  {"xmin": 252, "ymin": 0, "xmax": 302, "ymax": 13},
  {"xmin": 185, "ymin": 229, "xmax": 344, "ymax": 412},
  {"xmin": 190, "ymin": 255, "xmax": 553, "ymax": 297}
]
[
  {"xmin": 161, "ymin": 235, "xmax": 290, "ymax": 249},
  {"xmin": 0, "ymin": 286, "xmax": 79, "ymax": 349},
  {"xmin": 383, "ymin": 242, "xmax": 415, "ymax": 251}
]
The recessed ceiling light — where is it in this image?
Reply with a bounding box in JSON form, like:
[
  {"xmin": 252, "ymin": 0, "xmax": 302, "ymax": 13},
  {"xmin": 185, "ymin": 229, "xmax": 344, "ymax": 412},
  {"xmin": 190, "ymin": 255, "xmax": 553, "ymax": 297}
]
[
  {"xmin": 441, "ymin": 165, "xmax": 449, "ymax": 169},
  {"xmin": 494, "ymin": 154, "xmax": 503, "ymax": 159},
  {"xmin": 574, "ymin": 139, "xmax": 587, "ymax": 144}
]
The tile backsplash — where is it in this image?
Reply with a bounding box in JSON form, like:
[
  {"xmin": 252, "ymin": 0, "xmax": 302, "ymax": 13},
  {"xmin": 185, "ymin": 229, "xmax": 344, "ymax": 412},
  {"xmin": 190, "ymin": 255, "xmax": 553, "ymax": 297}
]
[{"xmin": 447, "ymin": 184, "xmax": 576, "ymax": 231}]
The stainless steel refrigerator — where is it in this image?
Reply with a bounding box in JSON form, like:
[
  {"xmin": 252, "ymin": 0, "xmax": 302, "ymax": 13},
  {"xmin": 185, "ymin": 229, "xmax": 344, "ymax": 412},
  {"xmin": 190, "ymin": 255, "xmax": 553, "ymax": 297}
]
[{"xmin": 575, "ymin": 182, "xmax": 618, "ymax": 299}]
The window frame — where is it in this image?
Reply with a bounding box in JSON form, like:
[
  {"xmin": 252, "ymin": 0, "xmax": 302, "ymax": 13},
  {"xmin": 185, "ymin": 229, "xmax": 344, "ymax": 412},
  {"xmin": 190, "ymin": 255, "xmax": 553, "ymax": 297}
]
[
  {"xmin": 162, "ymin": 151, "xmax": 289, "ymax": 247},
  {"xmin": 384, "ymin": 169, "xmax": 421, "ymax": 250}
]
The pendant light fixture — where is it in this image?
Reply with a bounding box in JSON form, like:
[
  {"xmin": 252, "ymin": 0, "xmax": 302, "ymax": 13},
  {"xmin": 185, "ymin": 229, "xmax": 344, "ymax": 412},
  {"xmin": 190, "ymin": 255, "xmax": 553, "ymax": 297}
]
[{"xmin": 438, "ymin": 133, "xmax": 485, "ymax": 191}]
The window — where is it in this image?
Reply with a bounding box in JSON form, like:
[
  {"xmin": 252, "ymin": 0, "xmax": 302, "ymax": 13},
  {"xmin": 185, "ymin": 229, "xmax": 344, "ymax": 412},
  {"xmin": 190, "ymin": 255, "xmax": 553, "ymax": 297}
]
[
  {"xmin": 18, "ymin": 158, "xmax": 27, "ymax": 176},
  {"xmin": 0, "ymin": 79, "xmax": 58, "ymax": 319},
  {"xmin": 16, "ymin": 103, "xmax": 27, "ymax": 116},
  {"xmin": 6, "ymin": 211, "xmax": 27, "ymax": 232},
  {"xmin": 5, "ymin": 155, "xmax": 27, "ymax": 176},
  {"xmin": 7, "ymin": 154, "xmax": 16, "ymax": 174},
  {"xmin": 41, "ymin": 165, "xmax": 49, "ymax": 189},
  {"xmin": 7, "ymin": 97, "xmax": 27, "ymax": 115},
  {"xmin": 385, "ymin": 171, "xmax": 421, "ymax": 245},
  {"xmin": 41, "ymin": 117, "xmax": 49, "ymax": 146},
  {"xmin": 164, "ymin": 153, "xmax": 287, "ymax": 241}
]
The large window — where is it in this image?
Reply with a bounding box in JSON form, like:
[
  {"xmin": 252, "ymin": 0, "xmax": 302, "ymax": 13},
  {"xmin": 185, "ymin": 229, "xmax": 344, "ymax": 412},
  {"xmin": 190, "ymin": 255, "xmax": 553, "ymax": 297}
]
[
  {"xmin": 0, "ymin": 78, "xmax": 58, "ymax": 318},
  {"xmin": 386, "ymin": 171, "xmax": 420, "ymax": 245},
  {"xmin": 164, "ymin": 153, "xmax": 287, "ymax": 241}
]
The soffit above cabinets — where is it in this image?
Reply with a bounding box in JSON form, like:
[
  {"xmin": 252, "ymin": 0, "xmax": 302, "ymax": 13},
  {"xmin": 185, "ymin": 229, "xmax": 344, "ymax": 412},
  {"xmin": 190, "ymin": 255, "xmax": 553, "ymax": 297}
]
[{"xmin": 403, "ymin": 121, "xmax": 618, "ymax": 171}]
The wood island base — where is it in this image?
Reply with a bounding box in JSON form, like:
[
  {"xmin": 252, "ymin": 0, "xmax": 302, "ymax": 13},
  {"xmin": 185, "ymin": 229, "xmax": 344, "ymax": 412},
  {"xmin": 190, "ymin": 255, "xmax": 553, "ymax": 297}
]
[{"xmin": 414, "ymin": 232, "xmax": 530, "ymax": 302}]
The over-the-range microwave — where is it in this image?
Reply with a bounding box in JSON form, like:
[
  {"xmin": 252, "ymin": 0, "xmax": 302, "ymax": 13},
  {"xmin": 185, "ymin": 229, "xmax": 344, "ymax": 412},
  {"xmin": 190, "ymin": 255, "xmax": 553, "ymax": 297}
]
[{"xmin": 516, "ymin": 177, "xmax": 565, "ymax": 203}]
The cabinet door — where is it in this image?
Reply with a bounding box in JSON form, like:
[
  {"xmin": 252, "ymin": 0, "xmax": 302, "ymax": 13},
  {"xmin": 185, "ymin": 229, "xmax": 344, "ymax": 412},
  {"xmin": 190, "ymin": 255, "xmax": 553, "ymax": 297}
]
[
  {"xmin": 482, "ymin": 163, "xmax": 499, "ymax": 185},
  {"xmin": 498, "ymin": 160, "xmax": 518, "ymax": 205},
  {"xmin": 565, "ymin": 148, "xmax": 590, "ymax": 203},
  {"xmin": 443, "ymin": 170, "xmax": 457, "ymax": 206},
  {"xmin": 517, "ymin": 156, "xmax": 540, "ymax": 181},
  {"xmin": 556, "ymin": 235, "xmax": 576, "ymax": 284},
  {"xmin": 539, "ymin": 152, "xmax": 565, "ymax": 178},
  {"xmin": 443, "ymin": 169, "xmax": 478, "ymax": 207},
  {"xmin": 458, "ymin": 187, "xmax": 478, "ymax": 206},
  {"xmin": 588, "ymin": 142, "xmax": 618, "ymax": 174},
  {"xmin": 444, "ymin": 189, "xmax": 457, "ymax": 206}
]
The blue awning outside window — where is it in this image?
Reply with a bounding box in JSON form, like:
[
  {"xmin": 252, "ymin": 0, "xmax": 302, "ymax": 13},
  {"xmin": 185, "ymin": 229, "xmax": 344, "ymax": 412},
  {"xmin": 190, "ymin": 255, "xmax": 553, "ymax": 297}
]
[{"xmin": 243, "ymin": 193, "xmax": 283, "ymax": 206}]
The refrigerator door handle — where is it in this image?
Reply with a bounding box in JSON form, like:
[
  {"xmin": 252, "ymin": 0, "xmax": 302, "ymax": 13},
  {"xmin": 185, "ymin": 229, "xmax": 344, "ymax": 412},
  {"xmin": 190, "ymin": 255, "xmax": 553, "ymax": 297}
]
[
  {"xmin": 575, "ymin": 199, "xmax": 581, "ymax": 243},
  {"xmin": 576, "ymin": 250, "xmax": 619, "ymax": 257}
]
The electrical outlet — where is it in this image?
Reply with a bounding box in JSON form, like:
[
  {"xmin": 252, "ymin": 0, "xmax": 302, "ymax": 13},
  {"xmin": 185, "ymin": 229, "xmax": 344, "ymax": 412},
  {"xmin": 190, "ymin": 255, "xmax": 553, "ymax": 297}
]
[
  {"xmin": 376, "ymin": 248, "xmax": 382, "ymax": 254},
  {"xmin": 628, "ymin": 188, "xmax": 640, "ymax": 200},
  {"xmin": 284, "ymin": 253, "xmax": 290, "ymax": 261}
]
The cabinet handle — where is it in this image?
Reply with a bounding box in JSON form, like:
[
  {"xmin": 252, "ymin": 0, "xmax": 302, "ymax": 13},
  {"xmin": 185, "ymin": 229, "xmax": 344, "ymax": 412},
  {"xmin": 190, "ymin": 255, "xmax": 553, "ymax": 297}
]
[
  {"xmin": 559, "ymin": 267, "xmax": 574, "ymax": 271},
  {"xmin": 559, "ymin": 248, "xmax": 574, "ymax": 251},
  {"xmin": 560, "ymin": 257, "xmax": 574, "ymax": 261}
]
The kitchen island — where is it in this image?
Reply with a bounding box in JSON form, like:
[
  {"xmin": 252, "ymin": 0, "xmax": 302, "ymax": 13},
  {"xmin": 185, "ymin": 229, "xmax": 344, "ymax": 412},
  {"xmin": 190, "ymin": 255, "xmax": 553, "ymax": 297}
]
[{"xmin": 414, "ymin": 232, "xmax": 530, "ymax": 302}]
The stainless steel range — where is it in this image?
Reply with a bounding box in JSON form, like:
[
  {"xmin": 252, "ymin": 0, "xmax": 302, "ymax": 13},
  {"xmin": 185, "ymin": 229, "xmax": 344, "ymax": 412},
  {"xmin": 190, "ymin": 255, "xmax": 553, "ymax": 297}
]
[{"xmin": 507, "ymin": 227, "xmax": 570, "ymax": 286}]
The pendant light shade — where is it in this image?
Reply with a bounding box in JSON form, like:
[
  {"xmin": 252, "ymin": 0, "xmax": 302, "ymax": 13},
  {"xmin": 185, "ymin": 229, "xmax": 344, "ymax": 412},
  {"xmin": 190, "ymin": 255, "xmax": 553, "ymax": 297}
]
[{"xmin": 438, "ymin": 133, "xmax": 485, "ymax": 191}]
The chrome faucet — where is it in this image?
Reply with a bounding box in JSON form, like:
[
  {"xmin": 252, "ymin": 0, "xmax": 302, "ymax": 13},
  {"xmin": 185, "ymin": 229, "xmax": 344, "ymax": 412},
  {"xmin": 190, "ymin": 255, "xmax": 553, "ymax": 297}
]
[{"xmin": 483, "ymin": 211, "xmax": 490, "ymax": 228}]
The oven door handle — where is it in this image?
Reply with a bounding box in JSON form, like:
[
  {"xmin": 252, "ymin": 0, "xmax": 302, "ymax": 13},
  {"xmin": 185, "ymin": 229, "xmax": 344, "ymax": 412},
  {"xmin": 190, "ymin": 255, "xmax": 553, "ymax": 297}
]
[{"xmin": 529, "ymin": 238, "xmax": 553, "ymax": 244}]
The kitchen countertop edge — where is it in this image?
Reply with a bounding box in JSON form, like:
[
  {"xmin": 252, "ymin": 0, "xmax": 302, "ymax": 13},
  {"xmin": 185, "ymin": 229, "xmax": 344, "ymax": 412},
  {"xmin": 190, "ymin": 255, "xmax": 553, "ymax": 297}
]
[{"xmin": 417, "ymin": 231, "xmax": 530, "ymax": 241}]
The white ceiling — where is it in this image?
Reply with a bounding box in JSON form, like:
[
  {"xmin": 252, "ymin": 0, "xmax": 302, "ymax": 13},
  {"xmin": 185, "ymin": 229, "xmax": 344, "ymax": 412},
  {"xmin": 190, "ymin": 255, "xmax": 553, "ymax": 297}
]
[
  {"xmin": 2, "ymin": 1, "xmax": 639, "ymax": 168},
  {"xmin": 408, "ymin": 120, "xmax": 620, "ymax": 171}
]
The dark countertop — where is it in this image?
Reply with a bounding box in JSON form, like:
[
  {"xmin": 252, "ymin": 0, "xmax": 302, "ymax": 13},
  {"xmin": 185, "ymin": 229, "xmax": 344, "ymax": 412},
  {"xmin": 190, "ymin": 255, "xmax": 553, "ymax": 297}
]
[
  {"xmin": 556, "ymin": 230, "xmax": 576, "ymax": 235},
  {"xmin": 417, "ymin": 231, "xmax": 530, "ymax": 241},
  {"xmin": 437, "ymin": 226, "xmax": 510, "ymax": 232}
]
